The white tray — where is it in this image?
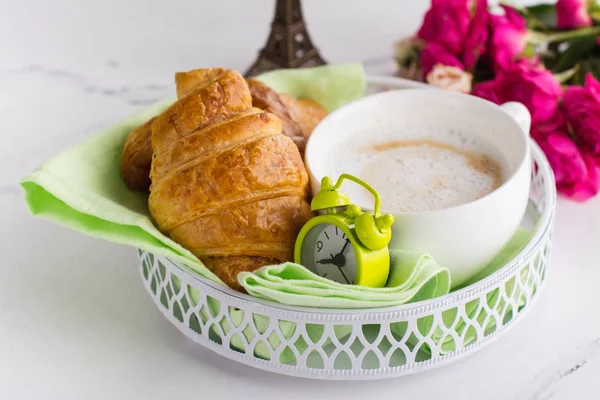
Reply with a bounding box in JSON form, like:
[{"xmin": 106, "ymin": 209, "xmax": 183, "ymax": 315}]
[{"xmin": 138, "ymin": 76, "xmax": 556, "ymax": 380}]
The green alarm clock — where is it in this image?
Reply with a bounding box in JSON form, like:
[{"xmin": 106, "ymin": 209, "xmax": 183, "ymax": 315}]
[{"xmin": 294, "ymin": 173, "xmax": 395, "ymax": 288}]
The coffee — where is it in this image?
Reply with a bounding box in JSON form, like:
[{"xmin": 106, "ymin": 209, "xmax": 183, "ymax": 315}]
[{"xmin": 325, "ymin": 130, "xmax": 504, "ymax": 212}]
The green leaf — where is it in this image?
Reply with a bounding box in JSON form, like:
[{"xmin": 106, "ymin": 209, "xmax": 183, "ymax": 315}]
[
  {"xmin": 590, "ymin": 1, "xmax": 600, "ymax": 22},
  {"xmin": 522, "ymin": 4, "xmax": 557, "ymax": 29},
  {"xmin": 577, "ymin": 60, "xmax": 592, "ymax": 84},
  {"xmin": 571, "ymin": 58, "xmax": 600, "ymax": 85},
  {"xmin": 553, "ymin": 36, "xmax": 599, "ymax": 73},
  {"xmin": 522, "ymin": 41, "xmax": 539, "ymax": 58},
  {"xmin": 526, "ymin": 30, "xmax": 552, "ymax": 46},
  {"xmin": 546, "ymin": 27, "xmax": 600, "ymax": 43},
  {"xmin": 553, "ymin": 65, "xmax": 579, "ymax": 83},
  {"xmin": 526, "ymin": 27, "xmax": 600, "ymax": 48}
]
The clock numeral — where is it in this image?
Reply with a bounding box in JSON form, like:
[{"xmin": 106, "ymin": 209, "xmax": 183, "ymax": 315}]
[
  {"xmin": 335, "ymin": 226, "xmax": 339, "ymax": 236},
  {"xmin": 322, "ymin": 273, "xmax": 328, "ymax": 278},
  {"xmin": 324, "ymin": 231, "xmax": 329, "ymax": 240},
  {"xmin": 342, "ymin": 232, "xmax": 346, "ymax": 239},
  {"xmin": 316, "ymin": 241, "xmax": 323, "ymax": 252}
]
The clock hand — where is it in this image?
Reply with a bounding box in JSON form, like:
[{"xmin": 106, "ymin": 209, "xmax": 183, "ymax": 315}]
[
  {"xmin": 328, "ymin": 252, "xmax": 351, "ymax": 284},
  {"xmin": 338, "ymin": 239, "xmax": 350, "ymax": 255},
  {"xmin": 316, "ymin": 258, "xmax": 336, "ymax": 265},
  {"xmin": 336, "ymin": 264, "xmax": 351, "ymax": 284},
  {"xmin": 318, "ymin": 254, "xmax": 337, "ymax": 265},
  {"xmin": 318, "ymin": 251, "xmax": 351, "ymax": 284}
]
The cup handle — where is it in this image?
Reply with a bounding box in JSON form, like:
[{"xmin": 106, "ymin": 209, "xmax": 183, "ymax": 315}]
[{"xmin": 500, "ymin": 102, "xmax": 531, "ymax": 136}]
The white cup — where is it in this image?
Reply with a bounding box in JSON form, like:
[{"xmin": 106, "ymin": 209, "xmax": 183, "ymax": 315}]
[{"xmin": 305, "ymin": 89, "xmax": 532, "ymax": 288}]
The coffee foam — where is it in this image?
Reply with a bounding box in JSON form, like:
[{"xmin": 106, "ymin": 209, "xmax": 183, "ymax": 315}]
[{"xmin": 323, "ymin": 128, "xmax": 505, "ymax": 212}]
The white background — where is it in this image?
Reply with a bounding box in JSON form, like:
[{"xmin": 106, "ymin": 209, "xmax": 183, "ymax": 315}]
[{"xmin": 1, "ymin": 0, "xmax": 599, "ymax": 399}]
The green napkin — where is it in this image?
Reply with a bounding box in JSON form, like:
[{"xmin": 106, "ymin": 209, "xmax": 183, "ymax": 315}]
[
  {"xmin": 459, "ymin": 228, "xmax": 534, "ymax": 288},
  {"xmin": 254, "ymin": 66, "xmax": 365, "ymax": 112},
  {"xmin": 20, "ymin": 64, "xmax": 365, "ymax": 285},
  {"xmin": 239, "ymin": 251, "xmax": 450, "ymax": 309}
]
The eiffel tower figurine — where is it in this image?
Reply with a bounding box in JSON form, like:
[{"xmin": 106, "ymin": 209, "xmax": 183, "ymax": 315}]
[{"xmin": 244, "ymin": 0, "xmax": 327, "ymax": 77}]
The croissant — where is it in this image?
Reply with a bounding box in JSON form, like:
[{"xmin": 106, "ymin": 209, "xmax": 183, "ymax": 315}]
[
  {"xmin": 148, "ymin": 69, "xmax": 313, "ymax": 290},
  {"xmin": 120, "ymin": 117, "xmax": 156, "ymax": 191},
  {"xmin": 283, "ymin": 96, "xmax": 329, "ymax": 142},
  {"xmin": 245, "ymin": 79, "xmax": 307, "ymax": 153},
  {"xmin": 121, "ymin": 70, "xmax": 327, "ymax": 191}
]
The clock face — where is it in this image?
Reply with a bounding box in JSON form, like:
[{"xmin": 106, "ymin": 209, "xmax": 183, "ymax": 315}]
[{"xmin": 306, "ymin": 224, "xmax": 357, "ymax": 285}]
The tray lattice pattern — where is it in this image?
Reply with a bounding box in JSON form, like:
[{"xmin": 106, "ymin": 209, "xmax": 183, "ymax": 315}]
[{"xmin": 138, "ymin": 144, "xmax": 555, "ymax": 380}]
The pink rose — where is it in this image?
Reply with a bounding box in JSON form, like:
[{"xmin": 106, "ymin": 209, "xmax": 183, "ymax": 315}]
[
  {"xmin": 498, "ymin": 59, "xmax": 563, "ymax": 123},
  {"xmin": 462, "ymin": 0, "xmax": 489, "ymax": 70},
  {"xmin": 563, "ymin": 73, "xmax": 600, "ymax": 155},
  {"xmin": 472, "ymin": 80, "xmax": 502, "ymax": 104},
  {"xmin": 417, "ymin": 0, "xmax": 473, "ymax": 55},
  {"xmin": 421, "ymin": 42, "xmax": 464, "ymax": 76},
  {"xmin": 556, "ymin": 0, "xmax": 592, "ymax": 30},
  {"xmin": 537, "ymin": 132, "xmax": 600, "ymax": 201},
  {"xmin": 487, "ymin": 5, "xmax": 527, "ymax": 71},
  {"xmin": 531, "ymin": 111, "xmax": 568, "ymax": 142},
  {"xmin": 473, "ymin": 58, "xmax": 563, "ymax": 124}
]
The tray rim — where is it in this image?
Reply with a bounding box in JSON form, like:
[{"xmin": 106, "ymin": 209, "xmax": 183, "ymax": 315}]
[{"xmin": 142, "ymin": 258, "xmax": 545, "ymax": 380}]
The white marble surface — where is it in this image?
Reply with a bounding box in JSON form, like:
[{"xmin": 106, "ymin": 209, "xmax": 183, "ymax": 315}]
[{"xmin": 1, "ymin": 0, "xmax": 599, "ymax": 399}]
